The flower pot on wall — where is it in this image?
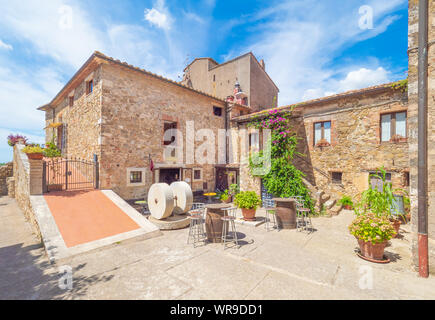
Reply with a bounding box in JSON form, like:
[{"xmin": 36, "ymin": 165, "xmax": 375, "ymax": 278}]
[
  {"xmin": 241, "ymin": 208, "xmax": 256, "ymax": 221},
  {"xmin": 358, "ymin": 239, "xmax": 387, "ymax": 261},
  {"xmin": 26, "ymin": 153, "xmax": 44, "ymax": 160}
]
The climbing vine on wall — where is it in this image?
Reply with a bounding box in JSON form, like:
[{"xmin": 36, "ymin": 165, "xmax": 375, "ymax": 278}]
[{"xmin": 247, "ymin": 108, "xmax": 315, "ymax": 213}]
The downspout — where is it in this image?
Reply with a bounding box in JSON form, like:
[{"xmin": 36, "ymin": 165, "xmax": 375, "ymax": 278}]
[{"xmin": 417, "ymin": 0, "xmax": 429, "ymax": 278}]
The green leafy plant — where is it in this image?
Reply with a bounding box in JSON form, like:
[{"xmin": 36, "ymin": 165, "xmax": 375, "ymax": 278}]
[
  {"xmin": 390, "ymin": 79, "xmax": 408, "ymax": 93},
  {"xmin": 43, "ymin": 142, "xmax": 61, "ymax": 158},
  {"xmin": 229, "ymin": 184, "xmax": 240, "ymax": 196},
  {"xmin": 338, "ymin": 195, "xmax": 353, "ymax": 207},
  {"xmin": 219, "ymin": 189, "xmax": 230, "ymax": 201},
  {"xmin": 349, "ymin": 212, "xmax": 396, "ymax": 244},
  {"xmin": 234, "ymin": 191, "xmax": 262, "ymax": 209},
  {"xmin": 355, "ymin": 167, "xmax": 405, "ymax": 220},
  {"xmin": 248, "ymin": 108, "xmax": 315, "ymax": 213},
  {"xmin": 22, "ymin": 145, "xmax": 44, "ymax": 154}
]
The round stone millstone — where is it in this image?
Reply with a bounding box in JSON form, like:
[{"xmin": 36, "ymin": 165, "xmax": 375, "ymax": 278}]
[{"xmin": 148, "ymin": 215, "xmax": 191, "ymax": 230}]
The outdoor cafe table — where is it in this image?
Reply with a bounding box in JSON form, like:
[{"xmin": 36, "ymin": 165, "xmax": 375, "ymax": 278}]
[
  {"xmin": 204, "ymin": 203, "xmax": 232, "ymax": 243},
  {"xmin": 272, "ymin": 198, "xmax": 297, "ymax": 229}
]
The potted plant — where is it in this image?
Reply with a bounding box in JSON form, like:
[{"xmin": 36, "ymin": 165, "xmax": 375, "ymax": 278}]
[
  {"xmin": 43, "ymin": 142, "xmax": 63, "ymax": 191},
  {"xmin": 219, "ymin": 189, "xmax": 231, "ymax": 203},
  {"xmin": 355, "ymin": 167, "xmax": 405, "ymax": 238},
  {"xmin": 338, "ymin": 195, "xmax": 353, "ymax": 210},
  {"xmin": 229, "ymin": 183, "xmax": 240, "ymax": 197},
  {"xmin": 22, "ymin": 145, "xmax": 45, "ymax": 160},
  {"xmin": 315, "ymin": 138, "xmax": 330, "ymax": 147},
  {"xmin": 349, "ymin": 212, "xmax": 396, "ymax": 261},
  {"xmin": 7, "ymin": 134, "xmax": 28, "ymax": 147},
  {"xmin": 234, "ymin": 191, "xmax": 262, "ymax": 221}
]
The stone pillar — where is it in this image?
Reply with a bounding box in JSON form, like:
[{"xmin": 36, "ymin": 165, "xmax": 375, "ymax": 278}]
[
  {"xmin": 7, "ymin": 177, "xmax": 15, "ymax": 198},
  {"xmin": 29, "ymin": 159, "xmax": 43, "ymax": 195}
]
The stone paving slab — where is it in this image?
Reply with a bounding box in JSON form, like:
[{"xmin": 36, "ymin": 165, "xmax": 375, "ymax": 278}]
[{"xmin": 2, "ymin": 195, "xmax": 435, "ymax": 300}]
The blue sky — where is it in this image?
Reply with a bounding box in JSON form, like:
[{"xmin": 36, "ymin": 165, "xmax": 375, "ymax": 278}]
[{"xmin": 0, "ymin": 0, "xmax": 408, "ymax": 163}]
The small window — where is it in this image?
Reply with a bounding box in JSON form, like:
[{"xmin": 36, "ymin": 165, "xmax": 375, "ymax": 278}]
[
  {"xmin": 69, "ymin": 96, "xmax": 74, "ymax": 107},
  {"xmin": 249, "ymin": 132, "xmax": 259, "ymax": 151},
  {"xmin": 213, "ymin": 106, "xmax": 223, "ymax": 117},
  {"xmin": 213, "ymin": 75, "xmax": 216, "ymax": 82},
  {"xmin": 381, "ymin": 111, "xmax": 407, "ymax": 142},
  {"xmin": 314, "ymin": 121, "xmax": 331, "ymax": 146},
  {"xmin": 331, "ymin": 172, "xmax": 342, "ymax": 184},
  {"xmin": 193, "ymin": 168, "xmax": 203, "ymax": 182},
  {"xmin": 404, "ymin": 171, "xmax": 410, "ymax": 187},
  {"xmin": 130, "ymin": 171, "xmax": 142, "ymax": 184},
  {"xmin": 86, "ymin": 80, "xmax": 94, "ymax": 94}
]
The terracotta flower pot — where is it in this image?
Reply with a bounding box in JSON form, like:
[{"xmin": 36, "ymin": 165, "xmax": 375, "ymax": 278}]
[
  {"xmin": 344, "ymin": 205, "xmax": 352, "ymax": 210},
  {"xmin": 358, "ymin": 239, "xmax": 387, "ymax": 261},
  {"xmin": 26, "ymin": 153, "xmax": 44, "ymax": 160},
  {"xmin": 241, "ymin": 208, "xmax": 256, "ymax": 221},
  {"xmin": 390, "ymin": 218, "xmax": 401, "ymax": 238}
]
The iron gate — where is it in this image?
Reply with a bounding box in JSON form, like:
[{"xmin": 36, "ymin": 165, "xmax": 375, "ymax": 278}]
[{"xmin": 43, "ymin": 157, "xmax": 99, "ymax": 192}]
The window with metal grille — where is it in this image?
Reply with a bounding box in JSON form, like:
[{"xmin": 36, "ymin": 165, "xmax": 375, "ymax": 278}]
[
  {"xmin": 130, "ymin": 171, "xmax": 143, "ymax": 184},
  {"xmin": 369, "ymin": 171, "xmax": 392, "ymax": 191},
  {"xmin": 194, "ymin": 169, "xmax": 202, "ymax": 181},
  {"xmin": 331, "ymin": 172, "xmax": 342, "ymax": 184}
]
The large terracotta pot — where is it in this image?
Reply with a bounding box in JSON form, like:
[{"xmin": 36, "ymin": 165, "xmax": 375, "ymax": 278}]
[
  {"xmin": 344, "ymin": 205, "xmax": 352, "ymax": 210},
  {"xmin": 241, "ymin": 208, "xmax": 256, "ymax": 221},
  {"xmin": 390, "ymin": 218, "xmax": 401, "ymax": 238},
  {"xmin": 358, "ymin": 239, "xmax": 387, "ymax": 261},
  {"xmin": 26, "ymin": 153, "xmax": 44, "ymax": 160}
]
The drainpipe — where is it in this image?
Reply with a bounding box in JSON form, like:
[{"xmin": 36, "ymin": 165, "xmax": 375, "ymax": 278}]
[{"xmin": 417, "ymin": 0, "xmax": 429, "ymax": 278}]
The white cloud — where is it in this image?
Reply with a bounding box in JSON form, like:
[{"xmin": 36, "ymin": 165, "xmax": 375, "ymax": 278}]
[
  {"xmin": 0, "ymin": 39, "xmax": 13, "ymax": 51},
  {"xmin": 0, "ymin": 0, "xmax": 106, "ymax": 68},
  {"xmin": 338, "ymin": 67, "xmax": 389, "ymax": 91},
  {"xmin": 232, "ymin": 0, "xmax": 406, "ymax": 105},
  {"xmin": 145, "ymin": 8, "xmax": 170, "ymax": 30}
]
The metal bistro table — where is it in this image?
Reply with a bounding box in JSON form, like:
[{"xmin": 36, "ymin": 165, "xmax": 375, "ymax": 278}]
[
  {"xmin": 204, "ymin": 203, "xmax": 232, "ymax": 243},
  {"xmin": 272, "ymin": 198, "xmax": 297, "ymax": 229}
]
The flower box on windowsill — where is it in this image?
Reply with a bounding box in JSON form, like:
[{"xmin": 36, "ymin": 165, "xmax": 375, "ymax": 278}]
[
  {"xmin": 315, "ymin": 139, "xmax": 331, "ymax": 148},
  {"xmin": 389, "ymin": 135, "xmax": 407, "ymax": 143}
]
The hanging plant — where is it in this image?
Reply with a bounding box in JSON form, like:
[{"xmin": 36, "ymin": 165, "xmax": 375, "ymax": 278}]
[{"xmin": 247, "ymin": 108, "xmax": 315, "ymax": 214}]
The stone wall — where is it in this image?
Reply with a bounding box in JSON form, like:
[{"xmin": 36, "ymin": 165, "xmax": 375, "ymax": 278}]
[
  {"xmin": 0, "ymin": 162, "xmax": 13, "ymax": 196},
  {"xmin": 182, "ymin": 53, "xmax": 278, "ymax": 112},
  {"xmin": 45, "ymin": 66, "xmax": 103, "ymax": 162},
  {"xmin": 408, "ymin": 0, "xmax": 435, "ymax": 270},
  {"xmin": 99, "ymin": 62, "xmax": 228, "ymax": 200},
  {"xmin": 235, "ymin": 87, "xmax": 409, "ymax": 208},
  {"xmin": 13, "ymin": 145, "xmax": 43, "ymax": 242}
]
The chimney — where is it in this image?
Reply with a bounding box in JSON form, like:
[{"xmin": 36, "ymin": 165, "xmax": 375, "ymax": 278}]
[{"xmin": 260, "ymin": 59, "xmax": 265, "ymax": 70}]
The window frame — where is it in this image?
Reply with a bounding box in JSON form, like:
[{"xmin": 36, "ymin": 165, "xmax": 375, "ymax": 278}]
[
  {"xmin": 68, "ymin": 96, "xmax": 74, "ymax": 107},
  {"xmin": 369, "ymin": 171, "xmax": 392, "ymax": 192},
  {"xmin": 380, "ymin": 111, "xmax": 407, "ymax": 143},
  {"xmin": 127, "ymin": 168, "xmax": 146, "ymax": 186},
  {"xmin": 86, "ymin": 79, "xmax": 94, "ymax": 95},
  {"xmin": 213, "ymin": 106, "xmax": 223, "ymax": 117},
  {"xmin": 313, "ymin": 120, "xmax": 332, "ymax": 146},
  {"xmin": 193, "ymin": 168, "xmax": 203, "ymax": 182},
  {"xmin": 331, "ymin": 171, "xmax": 343, "ymax": 185}
]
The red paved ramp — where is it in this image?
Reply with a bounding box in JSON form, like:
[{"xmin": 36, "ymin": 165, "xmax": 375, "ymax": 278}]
[{"xmin": 44, "ymin": 190, "xmax": 140, "ymax": 248}]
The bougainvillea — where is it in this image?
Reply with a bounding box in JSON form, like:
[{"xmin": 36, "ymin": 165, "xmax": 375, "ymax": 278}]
[
  {"xmin": 248, "ymin": 108, "xmax": 315, "ymax": 213},
  {"xmin": 7, "ymin": 134, "xmax": 28, "ymax": 147}
]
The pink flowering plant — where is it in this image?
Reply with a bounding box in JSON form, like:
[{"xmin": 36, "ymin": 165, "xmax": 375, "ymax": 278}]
[
  {"xmin": 7, "ymin": 134, "xmax": 28, "ymax": 147},
  {"xmin": 248, "ymin": 108, "xmax": 315, "ymax": 213},
  {"xmin": 349, "ymin": 212, "xmax": 396, "ymax": 244}
]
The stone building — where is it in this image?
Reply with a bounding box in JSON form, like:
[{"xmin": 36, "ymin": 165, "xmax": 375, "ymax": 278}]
[
  {"xmin": 232, "ymin": 83, "xmax": 409, "ymax": 208},
  {"xmin": 38, "ymin": 51, "xmax": 249, "ymax": 200},
  {"xmin": 408, "ymin": 0, "xmax": 435, "ymax": 272},
  {"xmin": 181, "ymin": 52, "xmax": 279, "ymax": 112}
]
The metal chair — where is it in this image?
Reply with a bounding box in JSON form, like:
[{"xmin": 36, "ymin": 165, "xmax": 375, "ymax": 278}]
[
  {"xmin": 263, "ymin": 198, "xmax": 278, "ymax": 231},
  {"xmin": 221, "ymin": 207, "xmax": 239, "ymax": 249},
  {"xmin": 187, "ymin": 213, "xmax": 206, "ymax": 247},
  {"xmin": 295, "ymin": 197, "xmax": 313, "ymax": 233}
]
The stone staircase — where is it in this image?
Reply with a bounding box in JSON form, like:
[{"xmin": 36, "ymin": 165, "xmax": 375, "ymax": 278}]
[{"xmin": 302, "ymin": 178, "xmax": 343, "ymax": 216}]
